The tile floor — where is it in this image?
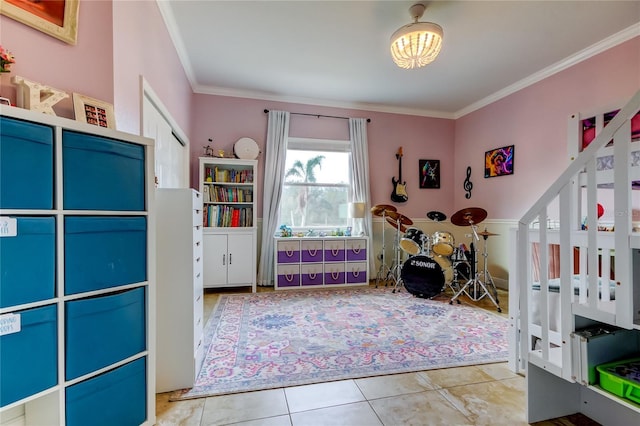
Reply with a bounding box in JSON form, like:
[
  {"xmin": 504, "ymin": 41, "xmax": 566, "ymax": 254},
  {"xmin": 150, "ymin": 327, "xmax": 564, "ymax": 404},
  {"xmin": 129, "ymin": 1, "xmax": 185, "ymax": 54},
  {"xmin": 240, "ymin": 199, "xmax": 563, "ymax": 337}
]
[{"xmin": 155, "ymin": 285, "xmax": 599, "ymax": 426}]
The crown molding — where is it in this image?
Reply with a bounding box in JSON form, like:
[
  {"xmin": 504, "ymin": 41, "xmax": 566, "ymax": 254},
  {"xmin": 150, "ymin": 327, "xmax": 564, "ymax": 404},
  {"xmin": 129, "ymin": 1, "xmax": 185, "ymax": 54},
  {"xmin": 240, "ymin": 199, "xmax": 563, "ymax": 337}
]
[
  {"xmin": 192, "ymin": 84, "xmax": 456, "ymax": 119},
  {"xmin": 454, "ymin": 23, "xmax": 640, "ymax": 119},
  {"xmin": 158, "ymin": 1, "xmax": 639, "ymax": 121}
]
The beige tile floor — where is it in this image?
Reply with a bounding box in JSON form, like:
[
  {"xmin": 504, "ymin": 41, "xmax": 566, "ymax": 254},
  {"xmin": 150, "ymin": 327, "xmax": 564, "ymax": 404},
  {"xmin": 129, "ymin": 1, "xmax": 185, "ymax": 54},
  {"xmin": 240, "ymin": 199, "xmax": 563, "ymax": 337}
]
[{"xmin": 156, "ymin": 285, "xmax": 599, "ymax": 426}]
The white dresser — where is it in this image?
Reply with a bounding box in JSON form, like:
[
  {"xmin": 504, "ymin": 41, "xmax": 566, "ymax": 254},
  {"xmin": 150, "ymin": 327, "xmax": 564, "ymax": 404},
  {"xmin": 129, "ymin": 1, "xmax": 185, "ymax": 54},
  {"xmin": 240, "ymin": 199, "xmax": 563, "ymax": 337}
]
[{"xmin": 156, "ymin": 188, "xmax": 205, "ymax": 392}]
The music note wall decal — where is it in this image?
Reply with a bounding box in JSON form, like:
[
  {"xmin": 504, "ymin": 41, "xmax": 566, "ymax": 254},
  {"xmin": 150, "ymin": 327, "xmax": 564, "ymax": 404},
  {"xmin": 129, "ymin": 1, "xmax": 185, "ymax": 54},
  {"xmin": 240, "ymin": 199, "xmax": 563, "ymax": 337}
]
[{"xmin": 464, "ymin": 166, "xmax": 473, "ymax": 199}]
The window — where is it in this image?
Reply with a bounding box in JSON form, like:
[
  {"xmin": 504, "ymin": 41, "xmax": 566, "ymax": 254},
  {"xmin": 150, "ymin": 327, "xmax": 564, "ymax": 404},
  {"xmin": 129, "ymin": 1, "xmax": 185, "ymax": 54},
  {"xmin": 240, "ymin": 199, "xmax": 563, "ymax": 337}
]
[{"xmin": 279, "ymin": 138, "xmax": 351, "ymax": 229}]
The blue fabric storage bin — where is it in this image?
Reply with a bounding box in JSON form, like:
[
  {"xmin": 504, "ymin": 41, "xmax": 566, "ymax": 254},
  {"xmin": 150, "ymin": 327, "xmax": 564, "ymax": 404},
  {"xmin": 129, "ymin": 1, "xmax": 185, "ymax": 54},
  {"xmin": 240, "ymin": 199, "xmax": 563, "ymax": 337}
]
[
  {"xmin": 0, "ymin": 116, "xmax": 54, "ymax": 209},
  {"xmin": 0, "ymin": 216, "xmax": 56, "ymax": 308},
  {"xmin": 62, "ymin": 131, "xmax": 145, "ymax": 211},
  {"xmin": 0, "ymin": 304, "xmax": 57, "ymax": 407},
  {"xmin": 66, "ymin": 357, "xmax": 146, "ymax": 426},
  {"xmin": 65, "ymin": 287, "xmax": 146, "ymax": 380},
  {"xmin": 64, "ymin": 216, "xmax": 147, "ymax": 295}
]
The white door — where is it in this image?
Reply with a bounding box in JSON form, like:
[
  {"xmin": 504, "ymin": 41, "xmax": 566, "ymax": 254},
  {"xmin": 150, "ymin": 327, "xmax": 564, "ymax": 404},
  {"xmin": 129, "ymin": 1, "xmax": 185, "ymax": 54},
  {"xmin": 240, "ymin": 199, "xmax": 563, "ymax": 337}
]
[
  {"xmin": 228, "ymin": 233, "xmax": 254, "ymax": 285},
  {"xmin": 203, "ymin": 233, "xmax": 228, "ymax": 287},
  {"xmin": 142, "ymin": 91, "xmax": 188, "ymax": 188}
]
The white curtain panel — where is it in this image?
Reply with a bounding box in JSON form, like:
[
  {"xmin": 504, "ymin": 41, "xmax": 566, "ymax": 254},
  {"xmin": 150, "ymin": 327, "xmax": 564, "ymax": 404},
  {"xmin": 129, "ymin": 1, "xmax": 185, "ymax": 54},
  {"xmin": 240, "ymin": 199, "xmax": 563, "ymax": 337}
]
[
  {"xmin": 349, "ymin": 118, "xmax": 374, "ymax": 274},
  {"xmin": 257, "ymin": 110, "xmax": 290, "ymax": 286}
]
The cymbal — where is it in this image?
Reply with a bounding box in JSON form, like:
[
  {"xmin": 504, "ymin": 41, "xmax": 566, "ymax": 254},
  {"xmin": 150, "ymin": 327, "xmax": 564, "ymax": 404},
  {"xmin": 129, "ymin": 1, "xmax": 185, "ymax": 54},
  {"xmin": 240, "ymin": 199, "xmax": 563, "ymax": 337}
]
[
  {"xmin": 451, "ymin": 207, "xmax": 488, "ymax": 227},
  {"xmin": 371, "ymin": 204, "xmax": 397, "ymax": 217},
  {"xmin": 385, "ymin": 216, "xmax": 408, "ymax": 233},
  {"xmin": 386, "ymin": 211, "xmax": 413, "ymax": 226},
  {"xmin": 478, "ymin": 230, "xmax": 500, "ymax": 237},
  {"xmin": 426, "ymin": 211, "xmax": 447, "ymax": 222}
]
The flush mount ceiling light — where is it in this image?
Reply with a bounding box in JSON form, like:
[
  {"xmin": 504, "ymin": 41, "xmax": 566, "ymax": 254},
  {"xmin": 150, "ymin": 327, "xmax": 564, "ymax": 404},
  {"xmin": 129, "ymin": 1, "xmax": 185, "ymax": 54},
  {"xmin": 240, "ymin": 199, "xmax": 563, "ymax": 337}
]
[{"xmin": 390, "ymin": 3, "xmax": 443, "ymax": 69}]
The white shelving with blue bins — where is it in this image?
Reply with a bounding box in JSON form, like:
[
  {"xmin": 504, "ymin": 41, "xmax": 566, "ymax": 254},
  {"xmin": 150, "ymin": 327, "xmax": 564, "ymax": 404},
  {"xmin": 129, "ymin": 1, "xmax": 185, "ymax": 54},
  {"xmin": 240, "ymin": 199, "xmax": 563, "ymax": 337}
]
[{"xmin": 0, "ymin": 106, "xmax": 156, "ymax": 426}]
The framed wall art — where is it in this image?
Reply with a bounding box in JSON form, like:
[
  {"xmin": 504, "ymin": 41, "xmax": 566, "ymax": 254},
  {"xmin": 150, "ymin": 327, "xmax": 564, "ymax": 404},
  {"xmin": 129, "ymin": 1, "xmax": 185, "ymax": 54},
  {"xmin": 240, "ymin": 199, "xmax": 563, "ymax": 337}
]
[
  {"xmin": 1, "ymin": 0, "xmax": 79, "ymax": 45},
  {"xmin": 73, "ymin": 93, "xmax": 115, "ymax": 129},
  {"xmin": 419, "ymin": 159, "xmax": 440, "ymax": 189},
  {"xmin": 484, "ymin": 145, "xmax": 514, "ymax": 178}
]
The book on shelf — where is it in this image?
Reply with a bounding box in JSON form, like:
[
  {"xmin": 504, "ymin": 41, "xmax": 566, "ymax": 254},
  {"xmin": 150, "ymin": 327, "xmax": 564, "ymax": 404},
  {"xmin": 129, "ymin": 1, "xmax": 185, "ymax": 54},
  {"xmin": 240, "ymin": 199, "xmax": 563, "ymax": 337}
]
[
  {"xmin": 205, "ymin": 186, "xmax": 253, "ymax": 203},
  {"xmin": 231, "ymin": 209, "xmax": 240, "ymax": 227},
  {"xmin": 205, "ymin": 166, "xmax": 254, "ymax": 184},
  {"xmin": 203, "ymin": 205, "xmax": 253, "ymax": 227}
]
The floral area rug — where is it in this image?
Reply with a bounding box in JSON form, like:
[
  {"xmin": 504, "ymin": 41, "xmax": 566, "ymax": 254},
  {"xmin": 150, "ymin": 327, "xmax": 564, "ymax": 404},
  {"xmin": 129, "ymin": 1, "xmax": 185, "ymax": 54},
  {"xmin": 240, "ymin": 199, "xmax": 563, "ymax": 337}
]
[{"xmin": 170, "ymin": 287, "xmax": 508, "ymax": 400}]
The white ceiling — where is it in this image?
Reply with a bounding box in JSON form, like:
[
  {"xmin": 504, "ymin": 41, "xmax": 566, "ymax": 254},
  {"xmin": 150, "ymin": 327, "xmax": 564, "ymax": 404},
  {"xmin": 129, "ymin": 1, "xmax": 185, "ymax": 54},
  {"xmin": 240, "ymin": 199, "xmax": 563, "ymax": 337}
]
[{"xmin": 158, "ymin": 1, "xmax": 640, "ymax": 118}]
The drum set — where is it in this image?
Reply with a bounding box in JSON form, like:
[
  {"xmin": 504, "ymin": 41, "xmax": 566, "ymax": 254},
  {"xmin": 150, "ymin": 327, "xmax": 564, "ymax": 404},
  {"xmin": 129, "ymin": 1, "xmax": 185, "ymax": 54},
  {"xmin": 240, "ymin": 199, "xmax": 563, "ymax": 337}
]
[{"xmin": 372, "ymin": 205, "xmax": 501, "ymax": 312}]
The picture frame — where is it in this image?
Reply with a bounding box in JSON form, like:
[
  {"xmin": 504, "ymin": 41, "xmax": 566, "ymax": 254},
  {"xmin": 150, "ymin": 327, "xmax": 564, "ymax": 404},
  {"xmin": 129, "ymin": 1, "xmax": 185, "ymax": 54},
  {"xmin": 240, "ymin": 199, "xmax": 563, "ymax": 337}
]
[
  {"xmin": 1, "ymin": 0, "xmax": 79, "ymax": 45},
  {"xmin": 72, "ymin": 93, "xmax": 116, "ymax": 129},
  {"xmin": 484, "ymin": 145, "xmax": 514, "ymax": 178},
  {"xmin": 419, "ymin": 159, "xmax": 440, "ymax": 189}
]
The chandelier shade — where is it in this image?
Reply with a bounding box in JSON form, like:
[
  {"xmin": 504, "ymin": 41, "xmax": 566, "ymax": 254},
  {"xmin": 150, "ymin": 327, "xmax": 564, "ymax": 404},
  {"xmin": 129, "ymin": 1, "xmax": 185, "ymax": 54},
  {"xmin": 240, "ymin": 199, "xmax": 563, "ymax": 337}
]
[{"xmin": 390, "ymin": 4, "xmax": 443, "ymax": 69}]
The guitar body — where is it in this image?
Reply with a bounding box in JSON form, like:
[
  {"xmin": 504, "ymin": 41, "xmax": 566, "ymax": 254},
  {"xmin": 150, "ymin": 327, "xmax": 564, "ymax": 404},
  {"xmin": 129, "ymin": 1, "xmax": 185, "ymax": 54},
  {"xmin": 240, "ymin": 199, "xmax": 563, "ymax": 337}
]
[
  {"xmin": 391, "ymin": 177, "xmax": 407, "ymax": 202},
  {"xmin": 391, "ymin": 147, "xmax": 408, "ymax": 202}
]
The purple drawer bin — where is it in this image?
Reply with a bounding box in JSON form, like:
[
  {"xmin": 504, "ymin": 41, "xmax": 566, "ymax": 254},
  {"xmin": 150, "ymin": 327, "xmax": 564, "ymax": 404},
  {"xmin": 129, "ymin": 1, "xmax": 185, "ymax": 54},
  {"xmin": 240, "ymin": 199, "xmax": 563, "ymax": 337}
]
[
  {"xmin": 346, "ymin": 248, "xmax": 366, "ymax": 261},
  {"xmin": 324, "ymin": 249, "xmax": 345, "ymax": 262},
  {"xmin": 325, "ymin": 271, "xmax": 345, "ymax": 285},
  {"xmin": 346, "ymin": 240, "xmax": 367, "ymax": 261},
  {"xmin": 278, "ymin": 273, "xmax": 300, "ymax": 287},
  {"xmin": 277, "ymin": 264, "xmax": 300, "ymax": 288},
  {"xmin": 277, "ymin": 250, "xmax": 300, "ymax": 263},
  {"xmin": 324, "ymin": 263, "xmax": 345, "ymax": 285},
  {"xmin": 301, "ymin": 272, "xmax": 323, "ymax": 286},
  {"xmin": 277, "ymin": 240, "xmax": 300, "ymax": 263},
  {"xmin": 301, "ymin": 241, "xmax": 323, "ymax": 262},
  {"xmin": 347, "ymin": 262, "xmax": 368, "ymax": 284},
  {"xmin": 301, "ymin": 264, "xmax": 323, "ymax": 286}
]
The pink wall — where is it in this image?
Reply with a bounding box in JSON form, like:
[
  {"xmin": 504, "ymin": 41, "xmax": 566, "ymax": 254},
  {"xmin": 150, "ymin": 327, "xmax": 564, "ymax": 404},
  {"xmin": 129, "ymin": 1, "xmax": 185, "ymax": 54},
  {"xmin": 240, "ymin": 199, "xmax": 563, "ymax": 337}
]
[
  {"xmin": 0, "ymin": 1, "xmax": 114, "ymax": 118},
  {"xmin": 454, "ymin": 37, "xmax": 640, "ymax": 220},
  {"xmin": 0, "ymin": 1, "xmax": 192, "ymax": 137},
  {"xmin": 190, "ymin": 94, "xmax": 455, "ymax": 219},
  {"xmin": 2, "ymin": 0, "xmax": 638, "ymax": 224},
  {"xmin": 112, "ymin": 1, "xmax": 193, "ymax": 135}
]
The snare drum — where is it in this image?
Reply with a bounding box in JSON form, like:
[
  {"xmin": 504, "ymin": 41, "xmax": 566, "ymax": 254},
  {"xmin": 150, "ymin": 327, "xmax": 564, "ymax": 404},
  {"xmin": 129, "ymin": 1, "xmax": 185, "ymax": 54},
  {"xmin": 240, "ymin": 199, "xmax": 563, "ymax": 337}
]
[
  {"xmin": 432, "ymin": 231, "xmax": 455, "ymax": 256},
  {"xmin": 399, "ymin": 227, "xmax": 425, "ymax": 256},
  {"xmin": 434, "ymin": 255, "xmax": 453, "ymax": 283}
]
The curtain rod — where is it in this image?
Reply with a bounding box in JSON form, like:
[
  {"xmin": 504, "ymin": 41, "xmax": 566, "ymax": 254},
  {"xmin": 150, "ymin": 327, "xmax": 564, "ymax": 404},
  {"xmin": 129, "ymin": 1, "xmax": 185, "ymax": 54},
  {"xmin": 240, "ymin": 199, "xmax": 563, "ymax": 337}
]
[{"xmin": 264, "ymin": 109, "xmax": 371, "ymax": 123}]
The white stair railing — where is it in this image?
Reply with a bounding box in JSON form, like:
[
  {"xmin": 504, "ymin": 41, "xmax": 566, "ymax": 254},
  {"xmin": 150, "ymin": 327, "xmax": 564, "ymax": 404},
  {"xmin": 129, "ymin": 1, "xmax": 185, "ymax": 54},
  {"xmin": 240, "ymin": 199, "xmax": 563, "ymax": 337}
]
[{"xmin": 511, "ymin": 90, "xmax": 640, "ymax": 379}]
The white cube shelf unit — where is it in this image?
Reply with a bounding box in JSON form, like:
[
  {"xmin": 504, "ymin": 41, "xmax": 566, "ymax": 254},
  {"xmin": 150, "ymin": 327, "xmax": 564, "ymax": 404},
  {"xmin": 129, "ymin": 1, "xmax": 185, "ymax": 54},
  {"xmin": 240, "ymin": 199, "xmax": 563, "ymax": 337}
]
[
  {"xmin": 274, "ymin": 237, "xmax": 369, "ymax": 289},
  {"xmin": 199, "ymin": 157, "xmax": 257, "ymax": 292},
  {"xmin": 0, "ymin": 106, "xmax": 156, "ymax": 425}
]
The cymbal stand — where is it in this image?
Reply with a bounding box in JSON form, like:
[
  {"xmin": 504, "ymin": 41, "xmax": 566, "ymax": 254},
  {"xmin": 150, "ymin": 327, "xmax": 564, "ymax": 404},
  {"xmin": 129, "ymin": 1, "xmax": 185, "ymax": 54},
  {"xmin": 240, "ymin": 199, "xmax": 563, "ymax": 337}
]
[
  {"xmin": 391, "ymin": 218, "xmax": 404, "ymax": 293},
  {"xmin": 450, "ymin": 224, "xmax": 501, "ymax": 312},
  {"xmin": 375, "ymin": 211, "xmax": 393, "ymax": 287},
  {"xmin": 420, "ymin": 233, "xmax": 431, "ymax": 256},
  {"xmin": 447, "ymin": 249, "xmax": 467, "ymax": 295}
]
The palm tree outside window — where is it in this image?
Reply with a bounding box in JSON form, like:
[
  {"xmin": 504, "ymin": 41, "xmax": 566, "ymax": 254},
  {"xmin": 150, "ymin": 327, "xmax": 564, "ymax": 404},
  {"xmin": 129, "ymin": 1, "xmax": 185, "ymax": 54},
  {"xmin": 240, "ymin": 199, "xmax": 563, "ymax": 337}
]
[{"xmin": 279, "ymin": 139, "xmax": 351, "ymax": 230}]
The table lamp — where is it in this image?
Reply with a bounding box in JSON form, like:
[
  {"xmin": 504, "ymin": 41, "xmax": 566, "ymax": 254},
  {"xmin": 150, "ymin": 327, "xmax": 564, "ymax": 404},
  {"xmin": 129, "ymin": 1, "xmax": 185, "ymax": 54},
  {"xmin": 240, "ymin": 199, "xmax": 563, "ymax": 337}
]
[{"xmin": 349, "ymin": 202, "xmax": 366, "ymax": 236}]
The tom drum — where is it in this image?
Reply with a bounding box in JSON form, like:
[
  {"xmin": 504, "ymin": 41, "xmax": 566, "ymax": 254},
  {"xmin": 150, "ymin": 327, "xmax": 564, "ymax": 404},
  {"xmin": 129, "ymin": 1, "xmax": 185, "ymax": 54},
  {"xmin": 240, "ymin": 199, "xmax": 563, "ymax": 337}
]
[
  {"xmin": 399, "ymin": 227, "xmax": 425, "ymax": 256},
  {"xmin": 432, "ymin": 231, "xmax": 455, "ymax": 257}
]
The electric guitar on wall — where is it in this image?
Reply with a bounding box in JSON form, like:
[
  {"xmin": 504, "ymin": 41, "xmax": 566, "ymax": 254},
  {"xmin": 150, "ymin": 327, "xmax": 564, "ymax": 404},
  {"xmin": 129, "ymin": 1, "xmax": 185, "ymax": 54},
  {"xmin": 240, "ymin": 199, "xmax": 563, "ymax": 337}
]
[{"xmin": 391, "ymin": 147, "xmax": 408, "ymax": 203}]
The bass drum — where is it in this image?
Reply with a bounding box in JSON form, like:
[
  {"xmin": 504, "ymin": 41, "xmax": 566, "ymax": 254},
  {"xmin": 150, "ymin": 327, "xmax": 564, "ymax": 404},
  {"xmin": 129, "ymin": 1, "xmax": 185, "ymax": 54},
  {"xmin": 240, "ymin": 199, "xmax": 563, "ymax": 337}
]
[{"xmin": 401, "ymin": 255, "xmax": 450, "ymax": 299}]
